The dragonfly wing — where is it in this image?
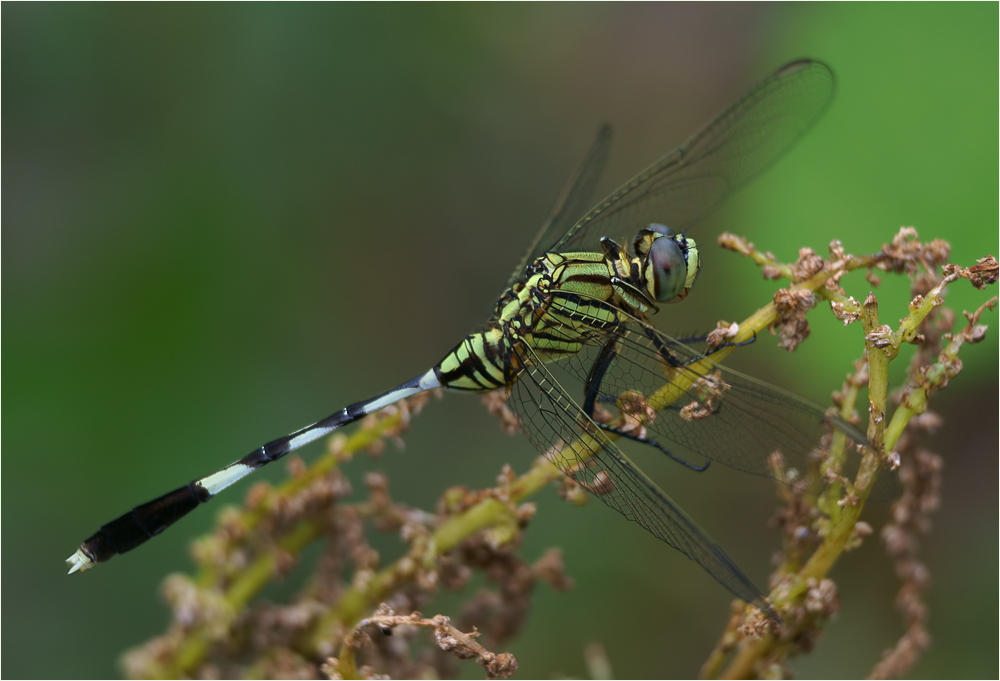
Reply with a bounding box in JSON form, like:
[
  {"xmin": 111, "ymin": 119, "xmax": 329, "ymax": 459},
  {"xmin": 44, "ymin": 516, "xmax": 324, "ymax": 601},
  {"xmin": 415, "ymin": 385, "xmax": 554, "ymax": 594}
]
[
  {"xmin": 538, "ymin": 300, "xmax": 877, "ymax": 494},
  {"xmin": 505, "ymin": 125, "xmax": 613, "ymax": 290},
  {"xmin": 549, "ymin": 59, "xmax": 835, "ymax": 256},
  {"xmin": 508, "ymin": 339, "xmax": 776, "ymax": 618}
]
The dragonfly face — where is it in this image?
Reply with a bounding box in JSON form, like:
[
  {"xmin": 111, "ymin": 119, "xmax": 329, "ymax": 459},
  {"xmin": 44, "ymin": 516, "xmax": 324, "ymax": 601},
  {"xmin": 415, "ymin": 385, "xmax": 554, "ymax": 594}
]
[
  {"xmin": 633, "ymin": 224, "xmax": 700, "ymax": 304},
  {"xmin": 69, "ymin": 59, "xmax": 850, "ymax": 625}
]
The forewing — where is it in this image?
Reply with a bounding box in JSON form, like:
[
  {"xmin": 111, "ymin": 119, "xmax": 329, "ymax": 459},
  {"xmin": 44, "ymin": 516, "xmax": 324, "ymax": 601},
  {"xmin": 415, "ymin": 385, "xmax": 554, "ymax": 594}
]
[
  {"xmin": 507, "ymin": 338, "xmax": 775, "ymax": 617},
  {"xmin": 549, "ymin": 59, "xmax": 835, "ymax": 256},
  {"xmin": 505, "ymin": 125, "xmax": 613, "ymax": 290}
]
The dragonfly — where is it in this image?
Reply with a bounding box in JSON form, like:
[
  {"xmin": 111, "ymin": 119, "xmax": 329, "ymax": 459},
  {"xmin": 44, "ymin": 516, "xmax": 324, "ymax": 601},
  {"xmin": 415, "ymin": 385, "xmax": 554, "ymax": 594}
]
[{"xmin": 68, "ymin": 59, "xmax": 854, "ymax": 621}]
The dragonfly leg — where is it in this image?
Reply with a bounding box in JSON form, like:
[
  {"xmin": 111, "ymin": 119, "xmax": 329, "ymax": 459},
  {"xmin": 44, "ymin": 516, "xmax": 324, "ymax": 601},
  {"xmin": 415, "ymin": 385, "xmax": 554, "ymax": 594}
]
[
  {"xmin": 639, "ymin": 327, "xmax": 732, "ymax": 421},
  {"xmin": 642, "ymin": 329, "xmax": 694, "ymax": 368},
  {"xmin": 583, "ymin": 336, "xmax": 710, "ymax": 472},
  {"xmin": 671, "ymin": 332, "xmax": 713, "ymax": 344},
  {"xmin": 656, "ymin": 331, "xmax": 757, "ymax": 363},
  {"xmin": 581, "ymin": 337, "xmax": 618, "ymax": 416},
  {"xmin": 704, "ymin": 332, "xmax": 757, "ymax": 357},
  {"xmin": 603, "ymin": 425, "xmax": 711, "ymax": 471}
]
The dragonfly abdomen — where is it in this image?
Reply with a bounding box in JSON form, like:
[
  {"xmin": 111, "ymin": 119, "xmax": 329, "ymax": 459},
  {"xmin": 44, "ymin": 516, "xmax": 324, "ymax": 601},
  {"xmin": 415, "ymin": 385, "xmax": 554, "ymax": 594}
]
[{"xmin": 434, "ymin": 327, "xmax": 509, "ymax": 392}]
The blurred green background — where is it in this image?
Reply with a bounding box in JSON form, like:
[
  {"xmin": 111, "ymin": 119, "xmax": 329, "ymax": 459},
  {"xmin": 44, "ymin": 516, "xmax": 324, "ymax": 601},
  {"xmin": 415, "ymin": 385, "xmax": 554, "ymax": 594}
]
[{"xmin": 4, "ymin": 4, "xmax": 996, "ymax": 679}]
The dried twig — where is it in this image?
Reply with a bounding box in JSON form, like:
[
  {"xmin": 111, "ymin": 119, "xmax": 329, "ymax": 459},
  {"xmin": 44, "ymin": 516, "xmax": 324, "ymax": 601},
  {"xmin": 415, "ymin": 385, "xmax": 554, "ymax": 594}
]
[{"xmin": 330, "ymin": 605, "xmax": 518, "ymax": 680}]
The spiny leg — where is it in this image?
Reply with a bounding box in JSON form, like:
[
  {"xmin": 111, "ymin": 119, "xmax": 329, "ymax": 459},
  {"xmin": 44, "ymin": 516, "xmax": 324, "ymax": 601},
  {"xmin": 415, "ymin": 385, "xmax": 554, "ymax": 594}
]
[
  {"xmin": 640, "ymin": 326, "xmax": 757, "ymax": 422},
  {"xmin": 657, "ymin": 331, "xmax": 757, "ymax": 366},
  {"xmin": 582, "ymin": 334, "xmax": 710, "ymax": 472}
]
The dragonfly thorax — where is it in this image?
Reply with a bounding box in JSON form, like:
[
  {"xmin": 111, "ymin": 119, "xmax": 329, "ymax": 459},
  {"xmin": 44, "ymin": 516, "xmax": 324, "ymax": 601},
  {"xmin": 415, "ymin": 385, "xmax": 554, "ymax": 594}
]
[{"xmin": 501, "ymin": 225, "xmax": 701, "ymax": 326}]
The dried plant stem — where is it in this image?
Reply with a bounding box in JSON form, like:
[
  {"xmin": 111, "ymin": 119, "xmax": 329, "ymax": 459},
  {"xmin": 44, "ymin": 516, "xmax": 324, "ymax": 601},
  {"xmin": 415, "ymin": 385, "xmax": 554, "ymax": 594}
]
[{"xmin": 334, "ymin": 605, "xmax": 517, "ymax": 680}]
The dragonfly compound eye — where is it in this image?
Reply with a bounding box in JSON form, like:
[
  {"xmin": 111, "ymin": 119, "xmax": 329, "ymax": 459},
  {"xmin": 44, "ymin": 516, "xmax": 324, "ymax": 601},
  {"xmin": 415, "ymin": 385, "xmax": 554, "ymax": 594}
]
[{"xmin": 646, "ymin": 225, "xmax": 698, "ymax": 303}]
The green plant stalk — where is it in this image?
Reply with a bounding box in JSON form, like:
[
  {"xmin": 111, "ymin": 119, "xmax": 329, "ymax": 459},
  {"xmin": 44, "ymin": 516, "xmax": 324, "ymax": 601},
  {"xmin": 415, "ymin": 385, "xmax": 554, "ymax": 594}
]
[
  {"xmin": 326, "ymin": 499, "xmax": 520, "ymax": 675},
  {"xmin": 308, "ymin": 459, "xmax": 563, "ymax": 658},
  {"xmin": 796, "ymin": 295, "xmax": 887, "ymax": 585},
  {"xmin": 153, "ymin": 408, "xmax": 409, "ymax": 678},
  {"xmin": 713, "ymin": 271, "xmax": 989, "ymax": 679},
  {"xmin": 651, "ymin": 262, "xmax": 850, "ymax": 411},
  {"xmin": 823, "ymin": 358, "xmax": 867, "ymax": 525},
  {"xmin": 159, "ymin": 522, "xmax": 322, "ymax": 678},
  {"xmin": 711, "ymin": 293, "xmax": 889, "ymax": 681},
  {"xmin": 794, "ymin": 275, "xmax": 964, "ymax": 588},
  {"xmin": 885, "ymin": 310, "xmax": 976, "ymax": 448},
  {"xmin": 337, "ymin": 639, "xmax": 360, "ymax": 679},
  {"xmin": 317, "ymin": 497, "xmax": 517, "ymax": 646}
]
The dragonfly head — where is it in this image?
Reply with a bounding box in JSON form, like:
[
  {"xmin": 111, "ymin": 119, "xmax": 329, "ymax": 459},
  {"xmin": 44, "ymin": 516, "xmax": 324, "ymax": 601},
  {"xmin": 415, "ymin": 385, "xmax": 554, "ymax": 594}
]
[{"xmin": 633, "ymin": 224, "xmax": 700, "ymax": 303}]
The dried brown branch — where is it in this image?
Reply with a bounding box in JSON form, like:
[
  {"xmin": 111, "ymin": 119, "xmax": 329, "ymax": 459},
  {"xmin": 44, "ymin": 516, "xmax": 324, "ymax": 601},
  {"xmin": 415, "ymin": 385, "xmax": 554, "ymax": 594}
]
[{"xmin": 330, "ymin": 604, "xmax": 518, "ymax": 680}]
